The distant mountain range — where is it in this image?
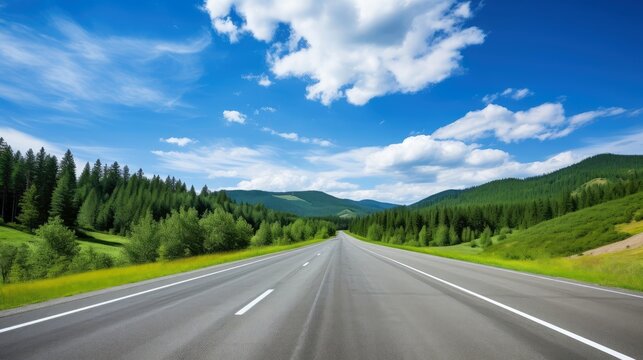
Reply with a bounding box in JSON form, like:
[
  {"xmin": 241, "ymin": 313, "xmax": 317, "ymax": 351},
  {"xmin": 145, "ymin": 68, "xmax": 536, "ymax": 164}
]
[
  {"xmin": 225, "ymin": 154, "xmax": 642, "ymax": 218},
  {"xmin": 224, "ymin": 190, "xmax": 398, "ymax": 218}
]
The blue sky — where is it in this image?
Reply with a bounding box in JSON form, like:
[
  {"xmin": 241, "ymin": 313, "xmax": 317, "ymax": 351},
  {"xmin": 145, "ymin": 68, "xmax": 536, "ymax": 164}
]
[{"xmin": 1, "ymin": 0, "xmax": 641, "ymax": 204}]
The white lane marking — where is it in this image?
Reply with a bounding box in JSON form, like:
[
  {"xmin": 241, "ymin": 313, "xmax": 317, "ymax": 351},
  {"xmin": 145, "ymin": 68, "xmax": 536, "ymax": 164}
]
[
  {"xmin": 359, "ymin": 246, "xmax": 635, "ymax": 360},
  {"xmin": 0, "ymin": 245, "xmax": 324, "ymax": 334},
  {"xmin": 302, "ymin": 262, "xmax": 310, "ymax": 267},
  {"xmin": 234, "ymin": 289, "xmax": 274, "ymax": 315}
]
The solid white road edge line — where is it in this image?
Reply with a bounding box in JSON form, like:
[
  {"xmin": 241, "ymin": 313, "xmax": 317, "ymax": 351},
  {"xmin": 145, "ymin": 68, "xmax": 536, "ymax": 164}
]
[
  {"xmin": 302, "ymin": 262, "xmax": 310, "ymax": 267},
  {"xmin": 359, "ymin": 246, "xmax": 635, "ymax": 360},
  {"xmin": 0, "ymin": 244, "xmax": 323, "ymax": 334},
  {"xmin": 234, "ymin": 289, "xmax": 274, "ymax": 315}
]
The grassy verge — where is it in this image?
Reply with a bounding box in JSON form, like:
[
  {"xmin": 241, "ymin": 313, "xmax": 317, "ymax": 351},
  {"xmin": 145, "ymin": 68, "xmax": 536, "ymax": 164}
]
[
  {"xmin": 347, "ymin": 232, "xmax": 643, "ymax": 292},
  {"xmin": 0, "ymin": 238, "xmax": 326, "ymax": 310}
]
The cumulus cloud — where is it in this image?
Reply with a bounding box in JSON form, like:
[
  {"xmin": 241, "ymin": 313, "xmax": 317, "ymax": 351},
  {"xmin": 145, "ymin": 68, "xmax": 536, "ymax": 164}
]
[
  {"xmin": 203, "ymin": 0, "xmax": 484, "ymax": 105},
  {"xmin": 482, "ymin": 87, "xmax": 532, "ymax": 103},
  {"xmin": 222, "ymin": 110, "xmax": 247, "ymax": 124},
  {"xmin": 0, "ymin": 17, "xmax": 210, "ymax": 112},
  {"xmin": 433, "ymin": 103, "xmax": 626, "ymax": 143},
  {"xmin": 160, "ymin": 137, "xmax": 196, "ymax": 147},
  {"xmin": 262, "ymin": 127, "xmax": 333, "ymax": 147}
]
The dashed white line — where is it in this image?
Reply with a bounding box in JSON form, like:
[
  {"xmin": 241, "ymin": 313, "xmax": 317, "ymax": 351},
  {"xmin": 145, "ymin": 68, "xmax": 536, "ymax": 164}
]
[
  {"xmin": 359, "ymin": 246, "xmax": 635, "ymax": 360},
  {"xmin": 234, "ymin": 289, "xmax": 274, "ymax": 315},
  {"xmin": 302, "ymin": 262, "xmax": 310, "ymax": 267}
]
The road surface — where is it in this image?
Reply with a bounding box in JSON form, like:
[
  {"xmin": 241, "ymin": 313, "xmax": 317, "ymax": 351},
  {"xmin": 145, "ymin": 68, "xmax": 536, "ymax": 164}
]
[{"xmin": 1, "ymin": 232, "xmax": 642, "ymax": 359}]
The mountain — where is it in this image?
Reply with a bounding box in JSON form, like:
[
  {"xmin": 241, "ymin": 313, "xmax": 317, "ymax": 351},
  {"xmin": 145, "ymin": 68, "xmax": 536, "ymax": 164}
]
[
  {"xmin": 224, "ymin": 190, "xmax": 398, "ymax": 218},
  {"xmin": 411, "ymin": 154, "xmax": 643, "ymax": 208}
]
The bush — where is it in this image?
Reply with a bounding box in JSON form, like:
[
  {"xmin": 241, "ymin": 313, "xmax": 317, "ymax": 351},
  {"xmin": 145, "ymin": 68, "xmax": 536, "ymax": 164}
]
[
  {"xmin": 124, "ymin": 212, "xmax": 159, "ymax": 263},
  {"xmin": 36, "ymin": 217, "xmax": 79, "ymax": 258},
  {"xmin": 200, "ymin": 209, "xmax": 252, "ymax": 252},
  {"xmin": 70, "ymin": 247, "xmax": 114, "ymax": 273},
  {"xmin": 158, "ymin": 208, "xmax": 204, "ymax": 260},
  {"xmin": 0, "ymin": 243, "xmax": 17, "ymax": 283}
]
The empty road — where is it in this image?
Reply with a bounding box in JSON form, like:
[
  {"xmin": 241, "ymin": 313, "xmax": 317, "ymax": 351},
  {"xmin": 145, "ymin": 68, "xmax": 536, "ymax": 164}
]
[{"xmin": 1, "ymin": 232, "xmax": 642, "ymax": 359}]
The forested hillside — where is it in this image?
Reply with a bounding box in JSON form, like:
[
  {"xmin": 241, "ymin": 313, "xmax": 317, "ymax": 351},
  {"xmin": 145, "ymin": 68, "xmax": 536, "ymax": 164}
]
[
  {"xmin": 412, "ymin": 154, "xmax": 643, "ymax": 207},
  {"xmin": 351, "ymin": 154, "xmax": 642, "ymax": 248},
  {"xmin": 225, "ymin": 190, "xmax": 398, "ymax": 217},
  {"xmin": 0, "ymin": 138, "xmax": 336, "ymax": 284}
]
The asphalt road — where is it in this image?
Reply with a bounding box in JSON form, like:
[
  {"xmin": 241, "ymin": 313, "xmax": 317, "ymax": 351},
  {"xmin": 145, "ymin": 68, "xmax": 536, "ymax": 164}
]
[{"xmin": 1, "ymin": 232, "xmax": 642, "ymax": 359}]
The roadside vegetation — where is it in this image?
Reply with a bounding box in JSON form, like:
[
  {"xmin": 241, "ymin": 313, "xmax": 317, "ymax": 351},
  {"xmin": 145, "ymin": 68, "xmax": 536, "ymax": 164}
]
[
  {"xmin": 0, "ymin": 139, "xmax": 336, "ymax": 292},
  {"xmin": 0, "ymin": 238, "xmax": 325, "ymax": 310}
]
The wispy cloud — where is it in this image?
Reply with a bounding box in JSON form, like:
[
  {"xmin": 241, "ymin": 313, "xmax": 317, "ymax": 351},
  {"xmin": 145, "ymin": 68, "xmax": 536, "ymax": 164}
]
[
  {"xmin": 262, "ymin": 127, "xmax": 333, "ymax": 147},
  {"xmin": 242, "ymin": 73, "xmax": 272, "ymax": 87},
  {"xmin": 482, "ymin": 87, "xmax": 533, "ymax": 103},
  {"xmin": 160, "ymin": 137, "xmax": 197, "ymax": 147},
  {"xmin": 0, "ymin": 16, "xmax": 210, "ymax": 115}
]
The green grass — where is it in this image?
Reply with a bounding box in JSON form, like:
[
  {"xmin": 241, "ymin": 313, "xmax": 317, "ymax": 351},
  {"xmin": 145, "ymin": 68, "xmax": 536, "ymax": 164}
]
[
  {"xmin": 348, "ymin": 231, "xmax": 643, "ymax": 292},
  {"xmin": 80, "ymin": 230, "xmax": 130, "ymax": 245},
  {"xmin": 0, "ymin": 226, "xmax": 128, "ymax": 258},
  {"xmin": 76, "ymin": 230, "xmax": 129, "ymax": 258},
  {"xmin": 0, "ymin": 237, "xmax": 327, "ymax": 310},
  {"xmin": 0, "ymin": 225, "xmax": 39, "ymax": 249},
  {"xmin": 273, "ymin": 194, "xmax": 309, "ymax": 202},
  {"xmin": 616, "ymin": 220, "xmax": 643, "ymax": 235},
  {"xmin": 487, "ymin": 192, "xmax": 643, "ymax": 259}
]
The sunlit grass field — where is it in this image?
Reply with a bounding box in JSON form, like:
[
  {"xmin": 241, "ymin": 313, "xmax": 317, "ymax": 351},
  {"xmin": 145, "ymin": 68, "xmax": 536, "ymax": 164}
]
[
  {"xmin": 348, "ymin": 232, "xmax": 643, "ymax": 292},
  {"xmin": 0, "ymin": 225, "xmax": 129, "ymax": 258},
  {"xmin": 0, "ymin": 237, "xmax": 326, "ymax": 310}
]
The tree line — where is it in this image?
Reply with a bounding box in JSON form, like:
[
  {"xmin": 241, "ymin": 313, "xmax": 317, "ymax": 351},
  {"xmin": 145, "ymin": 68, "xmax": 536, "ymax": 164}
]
[
  {"xmin": 350, "ymin": 170, "xmax": 641, "ymax": 247},
  {"xmin": 0, "ymin": 138, "xmax": 336, "ymax": 283}
]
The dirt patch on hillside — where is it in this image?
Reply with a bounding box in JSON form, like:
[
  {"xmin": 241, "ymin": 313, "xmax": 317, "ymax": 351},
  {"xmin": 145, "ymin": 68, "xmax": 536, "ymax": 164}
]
[{"xmin": 576, "ymin": 232, "xmax": 643, "ymax": 257}]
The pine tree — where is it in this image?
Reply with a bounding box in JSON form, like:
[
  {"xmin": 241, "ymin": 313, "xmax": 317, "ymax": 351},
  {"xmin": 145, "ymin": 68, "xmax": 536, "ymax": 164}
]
[
  {"xmin": 17, "ymin": 184, "xmax": 39, "ymax": 231},
  {"xmin": 49, "ymin": 173, "xmax": 77, "ymax": 228},
  {"xmin": 77, "ymin": 189, "xmax": 100, "ymax": 229}
]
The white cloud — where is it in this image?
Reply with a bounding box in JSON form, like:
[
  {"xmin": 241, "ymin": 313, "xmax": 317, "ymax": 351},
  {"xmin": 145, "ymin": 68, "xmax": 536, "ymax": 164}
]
[
  {"xmin": 482, "ymin": 87, "xmax": 533, "ymax": 103},
  {"xmin": 242, "ymin": 73, "xmax": 272, "ymax": 87},
  {"xmin": 222, "ymin": 110, "xmax": 247, "ymax": 124},
  {"xmin": 203, "ymin": 0, "xmax": 484, "ymax": 105},
  {"xmin": 262, "ymin": 127, "xmax": 333, "ymax": 147},
  {"xmin": 0, "ymin": 17, "xmax": 210, "ymax": 113},
  {"xmin": 433, "ymin": 103, "xmax": 626, "ymax": 143},
  {"xmin": 160, "ymin": 137, "xmax": 196, "ymax": 147},
  {"xmin": 213, "ymin": 17, "xmax": 241, "ymax": 43}
]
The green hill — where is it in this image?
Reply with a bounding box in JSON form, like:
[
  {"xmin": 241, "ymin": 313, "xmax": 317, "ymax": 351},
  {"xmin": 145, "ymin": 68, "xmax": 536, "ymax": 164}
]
[
  {"xmin": 225, "ymin": 190, "xmax": 398, "ymax": 217},
  {"xmin": 487, "ymin": 191, "xmax": 643, "ymax": 259},
  {"xmin": 412, "ymin": 154, "xmax": 643, "ymax": 207}
]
